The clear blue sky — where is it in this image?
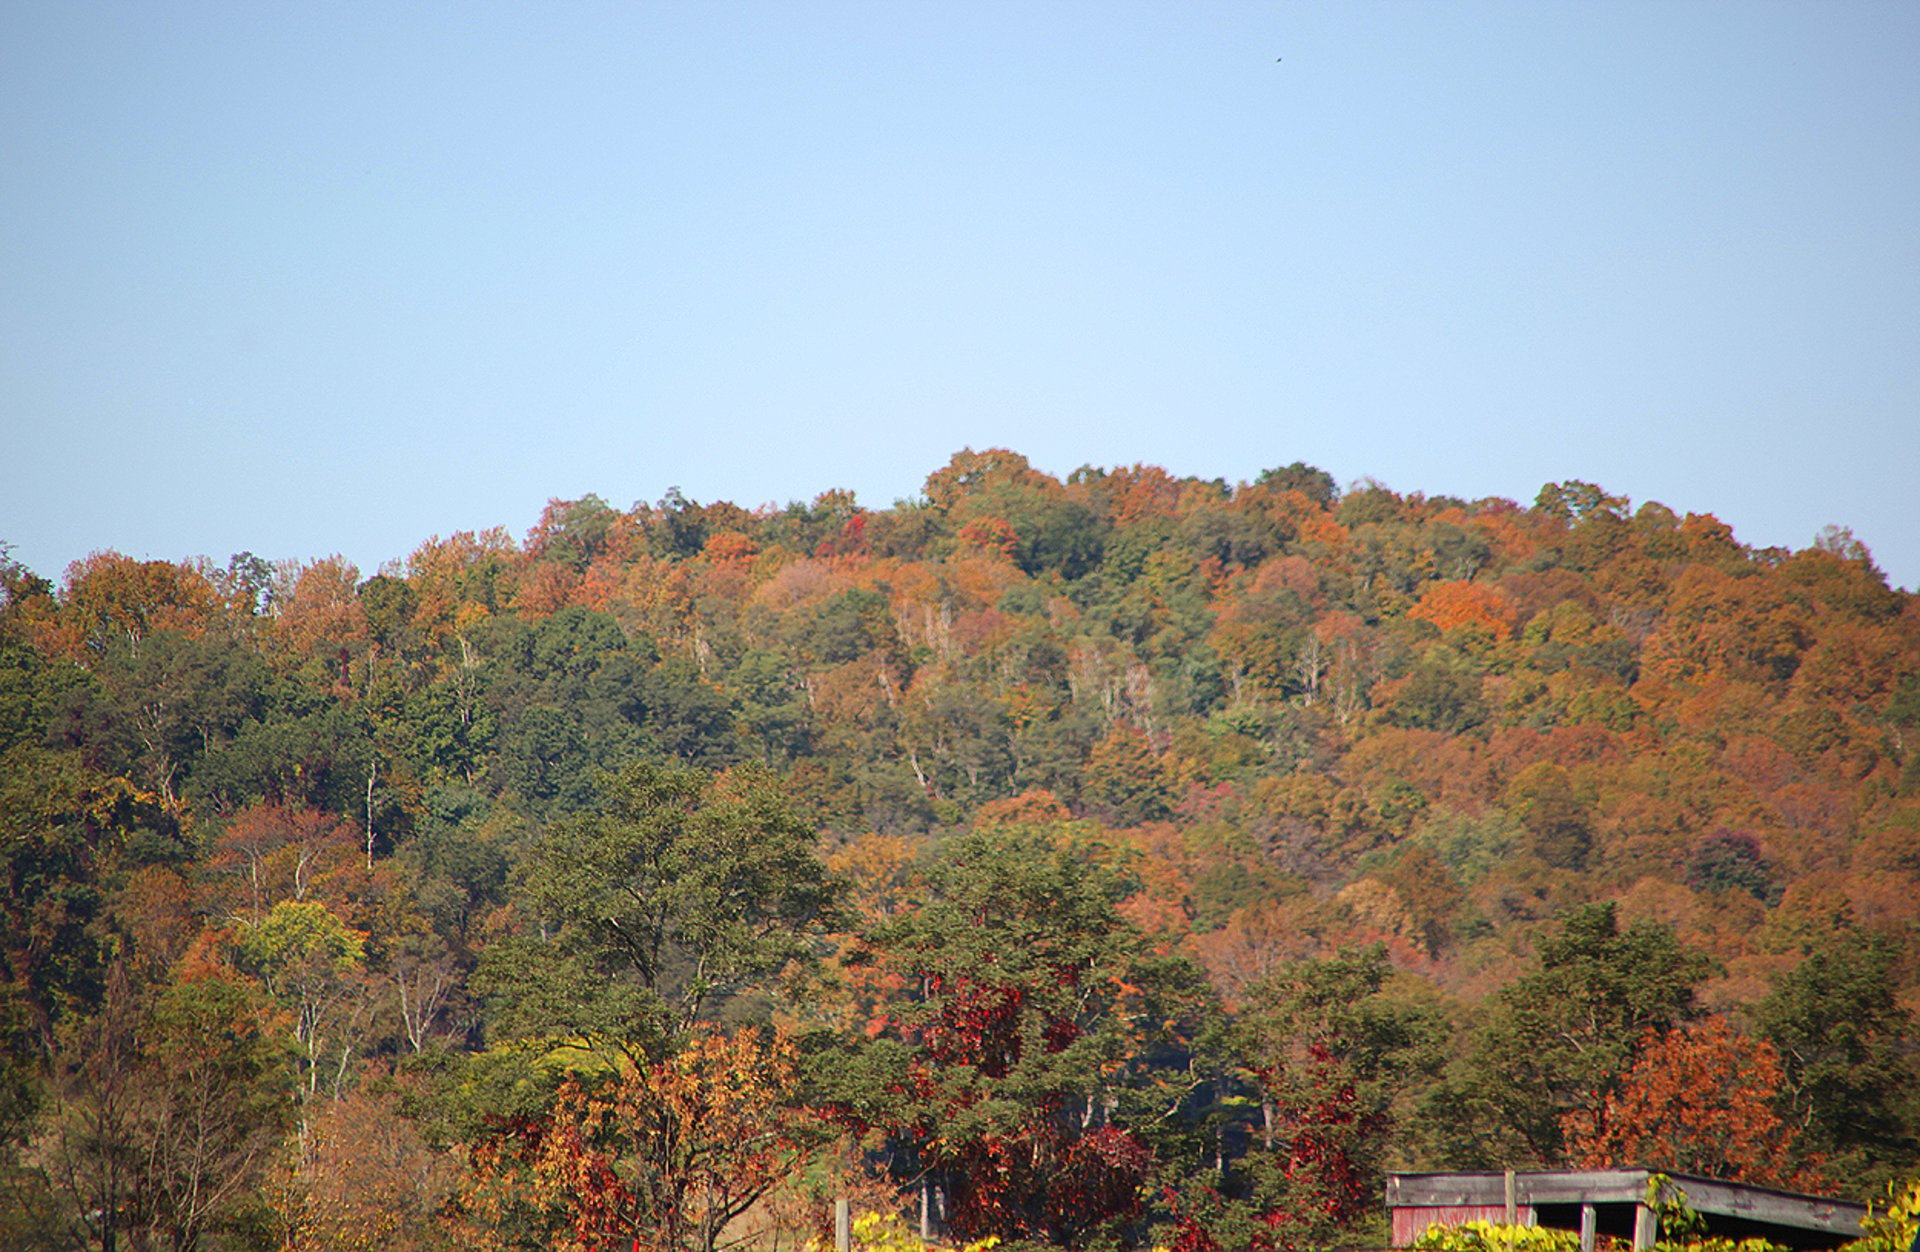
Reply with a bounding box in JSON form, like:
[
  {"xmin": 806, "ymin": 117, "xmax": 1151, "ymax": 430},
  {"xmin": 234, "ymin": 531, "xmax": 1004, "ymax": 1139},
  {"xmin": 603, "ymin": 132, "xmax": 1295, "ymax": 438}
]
[{"xmin": 5, "ymin": 2, "xmax": 1917, "ymax": 589}]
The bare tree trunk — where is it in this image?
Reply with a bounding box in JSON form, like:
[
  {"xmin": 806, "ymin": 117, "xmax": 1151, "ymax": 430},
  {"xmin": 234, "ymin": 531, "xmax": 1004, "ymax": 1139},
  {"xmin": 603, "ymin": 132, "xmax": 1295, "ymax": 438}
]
[{"xmin": 364, "ymin": 759, "xmax": 379, "ymax": 868}]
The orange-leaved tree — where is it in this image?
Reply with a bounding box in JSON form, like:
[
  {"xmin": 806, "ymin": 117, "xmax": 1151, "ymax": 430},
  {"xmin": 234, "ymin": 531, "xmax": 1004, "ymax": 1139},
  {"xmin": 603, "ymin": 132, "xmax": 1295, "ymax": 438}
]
[
  {"xmin": 1562, "ymin": 1017, "xmax": 1820, "ymax": 1190},
  {"xmin": 458, "ymin": 1026, "xmax": 818, "ymax": 1252},
  {"xmin": 1408, "ymin": 580, "xmax": 1517, "ymax": 641}
]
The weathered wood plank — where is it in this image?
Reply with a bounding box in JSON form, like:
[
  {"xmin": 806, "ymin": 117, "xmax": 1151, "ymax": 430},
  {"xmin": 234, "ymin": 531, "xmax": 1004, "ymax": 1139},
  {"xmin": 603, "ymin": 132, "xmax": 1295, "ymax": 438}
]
[{"xmin": 1387, "ymin": 1171, "xmax": 1867, "ymax": 1245}]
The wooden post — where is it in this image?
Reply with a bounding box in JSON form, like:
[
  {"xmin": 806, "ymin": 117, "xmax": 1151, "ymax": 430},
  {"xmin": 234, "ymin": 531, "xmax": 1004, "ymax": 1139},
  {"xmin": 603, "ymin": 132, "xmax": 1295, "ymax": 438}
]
[
  {"xmin": 1580, "ymin": 1204, "xmax": 1597, "ymax": 1252},
  {"xmin": 1634, "ymin": 1203, "xmax": 1657, "ymax": 1250},
  {"xmin": 836, "ymin": 1198, "xmax": 851, "ymax": 1252},
  {"xmin": 1505, "ymin": 1171, "xmax": 1517, "ymax": 1226}
]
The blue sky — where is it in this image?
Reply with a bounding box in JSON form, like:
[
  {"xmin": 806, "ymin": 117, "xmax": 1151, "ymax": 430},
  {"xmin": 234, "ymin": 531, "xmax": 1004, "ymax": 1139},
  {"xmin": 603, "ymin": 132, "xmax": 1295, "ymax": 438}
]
[{"xmin": 5, "ymin": 2, "xmax": 1917, "ymax": 589}]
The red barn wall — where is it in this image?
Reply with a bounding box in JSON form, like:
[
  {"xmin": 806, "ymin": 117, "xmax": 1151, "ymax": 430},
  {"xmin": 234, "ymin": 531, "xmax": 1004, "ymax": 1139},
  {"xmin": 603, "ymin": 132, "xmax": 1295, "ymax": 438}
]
[{"xmin": 1392, "ymin": 1205, "xmax": 1534, "ymax": 1246}]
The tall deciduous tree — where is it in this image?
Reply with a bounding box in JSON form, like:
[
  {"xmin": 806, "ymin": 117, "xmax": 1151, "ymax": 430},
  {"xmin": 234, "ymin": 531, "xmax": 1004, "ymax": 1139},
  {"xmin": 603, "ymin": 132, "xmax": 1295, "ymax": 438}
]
[
  {"xmin": 127, "ymin": 966, "xmax": 290, "ymax": 1250},
  {"xmin": 1754, "ymin": 926, "xmax": 1919, "ymax": 1188},
  {"xmin": 234, "ymin": 898, "xmax": 373, "ymax": 1165},
  {"xmin": 832, "ymin": 827, "xmax": 1215, "ymax": 1249},
  {"xmin": 38, "ymin": 958, "xmax": 287, "ymax": 1252},
  {"xmin": 1233, "ymin": 945, "xmax": 1444, "ymax": 1249},
  {"xmin": 476, "ymin": 761, "xmax": 842, "ymax": 1055},
  {"xmin": 1562, "ymin": 1018, "xmax": 1812, "ymax": 1189},
  {"xmin": 1429, "ymin": 902, "xmax": 1714, "ymax": 1167},
  {"xmin": 0, "ymin": 748, "xmax": 168, "ymax": 1057},
  {"xmin": 459, "ymin": 1026, "xmax": 816, "ymax": 1252}
]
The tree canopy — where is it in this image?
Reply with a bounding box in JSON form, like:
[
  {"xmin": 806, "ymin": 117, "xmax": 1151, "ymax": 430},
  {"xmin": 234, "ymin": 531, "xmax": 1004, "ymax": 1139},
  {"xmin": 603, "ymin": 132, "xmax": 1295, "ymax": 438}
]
[{"xmin": 3, "ymin": 451, "xmax": 1918, "ymax": 1247}]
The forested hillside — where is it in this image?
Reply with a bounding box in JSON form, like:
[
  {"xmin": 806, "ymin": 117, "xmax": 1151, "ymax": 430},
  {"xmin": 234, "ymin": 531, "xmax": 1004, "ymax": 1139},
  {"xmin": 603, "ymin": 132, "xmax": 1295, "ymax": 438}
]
[{"xmin": 3, "ymin": 449, "xmax": 1917, "ymax": 1251}]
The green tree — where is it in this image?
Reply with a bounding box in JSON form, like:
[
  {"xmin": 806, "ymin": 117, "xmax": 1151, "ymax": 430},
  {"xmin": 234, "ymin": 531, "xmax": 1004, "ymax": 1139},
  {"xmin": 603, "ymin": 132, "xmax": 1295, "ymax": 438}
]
[
  {"xmin": 0, "ymin": 560, "xmax": 77, "ymax": 759},
  {"xmin": 1255, "ymin": 462, "xmax": 1339, "ymax": 510},
  {"xmin": 1426, "ymin": 903, "xmax": 1714, "ymax": 1167},
  {"xmin": 476, "ymin": 761, "xmax": 841, "ymax": 1056},
  {"xmin": 1533, "ymin": 481, "xmax": 1628, "ymax": 524},
  {"xmin": 189, "ymin": 702, "xmax": 374, "ymax": 816},
  {"xmin": 0, "ymin": 749, "xmax": 170, "ymax": 1059},
  {"xmin": 1232, "ymin": 945, "xmax": 1445, "ymax": 1248},
  {"xmin": 1387, "ymin": 652, "xmax": 1489, "ymax": 736},
  {"xmin": 1504, "ymin": 763, "xmax": 1595, "ymax": 872},
  {"xmin": 1083, "ymin": 723, "xmax": 1174, "ymax": 826},
  {"xmin": 1754, "ymin": 926, "xmax": 1919, "ymax": 1188},
  {"xmin": 73, "ymin": 629, "xmax": 264, "ymax": 811}
]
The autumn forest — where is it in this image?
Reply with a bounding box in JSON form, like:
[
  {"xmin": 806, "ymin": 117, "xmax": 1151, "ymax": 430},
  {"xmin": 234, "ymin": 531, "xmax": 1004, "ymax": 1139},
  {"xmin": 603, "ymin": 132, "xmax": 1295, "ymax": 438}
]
[{"xmin": 3, "ymin": 449, "xmax": 1917, "ymax": 1251}]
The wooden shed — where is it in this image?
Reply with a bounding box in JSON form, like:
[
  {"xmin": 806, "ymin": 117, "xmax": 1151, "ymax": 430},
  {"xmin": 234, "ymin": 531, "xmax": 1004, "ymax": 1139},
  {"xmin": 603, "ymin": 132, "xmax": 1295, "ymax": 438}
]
[{"xmin": 1387, "ymin": 1170, "xmax": 1868, "ymax": 1252}]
